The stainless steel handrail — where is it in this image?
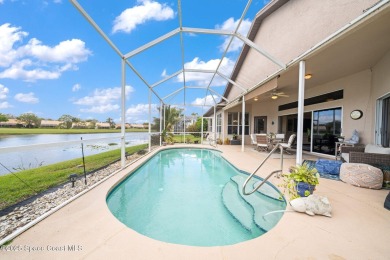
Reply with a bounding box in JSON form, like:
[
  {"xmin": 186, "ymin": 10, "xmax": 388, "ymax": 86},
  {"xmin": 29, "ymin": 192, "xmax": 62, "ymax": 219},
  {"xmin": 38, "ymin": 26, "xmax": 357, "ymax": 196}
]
[{"xmin": 242, "ymin": 143, "xmax": 284, "ymax": 195}]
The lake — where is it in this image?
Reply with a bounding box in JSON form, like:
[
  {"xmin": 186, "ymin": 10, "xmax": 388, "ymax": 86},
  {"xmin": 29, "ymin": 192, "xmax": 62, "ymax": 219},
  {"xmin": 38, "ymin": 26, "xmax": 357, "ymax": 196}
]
[{"xmin": 0, "ymin": 132, "xmax": 151, "ymax": 175}]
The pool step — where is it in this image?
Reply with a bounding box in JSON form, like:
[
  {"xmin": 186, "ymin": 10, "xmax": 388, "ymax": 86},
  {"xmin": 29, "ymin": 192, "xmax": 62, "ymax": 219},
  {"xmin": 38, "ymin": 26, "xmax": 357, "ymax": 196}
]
[
  {"xmin": 221, "ymin": 181, "xmax": 256, "ymax": 231},
  {"xmin": 252, "ymin": 181, "xmax": 284, "ymax": 202},
  {"xmin": 231, "ymin": 175, "xmax": 285, "ymax": 232}
]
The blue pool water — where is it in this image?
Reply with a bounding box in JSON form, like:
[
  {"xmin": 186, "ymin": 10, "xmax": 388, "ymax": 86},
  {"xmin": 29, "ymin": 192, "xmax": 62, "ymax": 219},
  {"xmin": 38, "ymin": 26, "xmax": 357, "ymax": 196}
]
[{"xmin": 106, "ymin": 148, "xmax": 286, "ymax": 246}]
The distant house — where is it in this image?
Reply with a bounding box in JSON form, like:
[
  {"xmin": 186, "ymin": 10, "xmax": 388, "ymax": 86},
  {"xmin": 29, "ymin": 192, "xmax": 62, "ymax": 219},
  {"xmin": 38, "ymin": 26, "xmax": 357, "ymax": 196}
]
[
  {"xmin": 72, "ymin": 122, "xmax": 90, "ymax": 129},
  {"xmin": 115, "ymin": 123, "xmax": 131, "ymax": 129},
  {"xmin": 0, "ymin": 119, "xmax": 22, "ymax": 128},
  {"xmin": 130, "ymin": 124, "xmax": 147, "ymax": 129},
  {"xmin": 174, "ymin": 116, "xmax": 197, "ymax": 133},
  {"xmin": 40, "ymin": 120, "xmax": 63, "ymax": 128},
  {"xmin": 96, "ymin": 122, "xmax": 111, "ymax": 129}
]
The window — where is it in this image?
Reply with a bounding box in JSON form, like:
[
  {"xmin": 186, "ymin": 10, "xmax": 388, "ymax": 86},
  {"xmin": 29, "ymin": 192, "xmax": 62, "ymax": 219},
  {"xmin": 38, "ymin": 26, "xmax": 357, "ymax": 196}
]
[
  {"xmin": 216, "ymin": 114, "xmax": 222, "ymax": 134},
  {"xmin": 228, "ymin": 112, "xmax": 249, "ymax": 135}
]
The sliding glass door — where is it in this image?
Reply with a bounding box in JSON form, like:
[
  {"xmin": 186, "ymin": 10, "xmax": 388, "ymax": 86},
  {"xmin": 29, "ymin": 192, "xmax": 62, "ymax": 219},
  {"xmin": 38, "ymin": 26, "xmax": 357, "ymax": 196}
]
[
  {"xmin": 312, "ymin": 107, "xmax": 342, "ymax": 155},
  {"xmin": 376, "ymin": 95, "xmax": 390, "ymax": 147}
]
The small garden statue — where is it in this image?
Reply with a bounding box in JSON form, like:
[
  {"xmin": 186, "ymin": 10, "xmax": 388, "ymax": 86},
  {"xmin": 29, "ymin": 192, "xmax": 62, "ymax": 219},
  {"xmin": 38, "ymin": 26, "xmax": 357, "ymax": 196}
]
[{"xmin": 289, "ymin": 194, "xmax": 332, "ymax": 217}]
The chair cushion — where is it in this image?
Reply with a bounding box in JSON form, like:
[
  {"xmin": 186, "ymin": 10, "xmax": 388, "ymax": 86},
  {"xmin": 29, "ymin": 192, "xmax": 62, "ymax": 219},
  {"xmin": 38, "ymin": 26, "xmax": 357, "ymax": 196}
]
[
  {"xmin": 340, "ymin": 163, "xmax": 383, "ymax": 189},
  {"xmin": 315, "ymin": 159, "xmax": 343, "ymax": 175},
  {"xmin": 364, "ymin": 144, "xmax": 390, "ymax": 154},
  {"xmin": 341, "ymin": 153, "xmax": 349, "ymax": 163}
]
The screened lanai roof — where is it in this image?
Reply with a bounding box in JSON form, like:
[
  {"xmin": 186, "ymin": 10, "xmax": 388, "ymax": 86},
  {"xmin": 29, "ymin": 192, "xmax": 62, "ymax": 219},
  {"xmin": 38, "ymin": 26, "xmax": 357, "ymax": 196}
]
[{"xmin": 69, "ymin": 0, "xmax": 286, "ymax": 115}]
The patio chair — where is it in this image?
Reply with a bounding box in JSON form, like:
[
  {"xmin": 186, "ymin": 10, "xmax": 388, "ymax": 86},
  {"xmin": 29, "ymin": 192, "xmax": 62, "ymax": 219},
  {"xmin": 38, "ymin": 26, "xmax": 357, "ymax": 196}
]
[
  {"xmin": 250, "ymin": 134, "xmax": 257, "ymax": 148},
  {"xmin": 256, "ymin": 134, "xmax": 268, "ymax": 152},
  {"xmin": 275, "ymin": 133, "xmax": 285, "ymax": 142},
  {"xmin": 279, "ymin": 134, "xmax": 296, "ymax": 154}
]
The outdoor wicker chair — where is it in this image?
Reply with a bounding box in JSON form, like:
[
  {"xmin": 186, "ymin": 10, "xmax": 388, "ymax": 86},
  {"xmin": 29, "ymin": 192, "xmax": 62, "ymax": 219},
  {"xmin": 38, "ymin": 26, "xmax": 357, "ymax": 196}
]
[{"xmin": 340, "ymin": 145, "xmax": 390, "ymax": 165}]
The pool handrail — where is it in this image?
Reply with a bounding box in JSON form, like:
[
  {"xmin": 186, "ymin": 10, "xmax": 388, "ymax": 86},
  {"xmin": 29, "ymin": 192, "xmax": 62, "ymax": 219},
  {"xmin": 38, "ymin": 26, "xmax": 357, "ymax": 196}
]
[{"xmin": 242, "ymin": 143, "xmax": 284, "ymax": 196}]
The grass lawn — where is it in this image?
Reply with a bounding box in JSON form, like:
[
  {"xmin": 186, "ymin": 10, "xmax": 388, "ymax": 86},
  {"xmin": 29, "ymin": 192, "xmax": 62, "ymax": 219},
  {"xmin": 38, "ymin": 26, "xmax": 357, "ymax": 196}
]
[
  {"xmin": 172, "ymin": 134, "xmax": 201, "ymax": 143},
  {"xmin": 0, "ymin": 144, "xmax": 147, "ymax": 210},
  {"xmin": 0, "ymin": 128, "xmax": 148, "ymax": 135}
]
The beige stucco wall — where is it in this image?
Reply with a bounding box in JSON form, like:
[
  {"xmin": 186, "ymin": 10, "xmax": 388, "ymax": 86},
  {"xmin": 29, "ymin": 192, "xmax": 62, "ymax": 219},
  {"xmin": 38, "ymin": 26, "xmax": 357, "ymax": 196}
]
[
  {"xmin": 244, "ymin": 69, "xmax": 373, "ymax": 145},
  {"xmin": 228, "ymin": 0, "xmax": 378, "ymax": 100},
  {"xmin": 225, "ymin": 49, "xmax": 390, "ymax": 147}
]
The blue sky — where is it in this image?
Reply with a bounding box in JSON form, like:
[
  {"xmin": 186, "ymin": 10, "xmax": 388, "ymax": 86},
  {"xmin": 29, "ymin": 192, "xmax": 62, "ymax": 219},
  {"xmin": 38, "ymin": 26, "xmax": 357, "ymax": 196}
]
[{"xmin": 0, "ymin": 0, "xmax": 268, "ymax": 123}]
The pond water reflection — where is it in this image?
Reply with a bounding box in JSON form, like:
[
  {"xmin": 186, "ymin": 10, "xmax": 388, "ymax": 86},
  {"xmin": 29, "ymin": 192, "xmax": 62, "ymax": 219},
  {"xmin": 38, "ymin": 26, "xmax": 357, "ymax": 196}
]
[{"xmin": 0, "ymin": 133, "xmax": 149, "ymax": 175}]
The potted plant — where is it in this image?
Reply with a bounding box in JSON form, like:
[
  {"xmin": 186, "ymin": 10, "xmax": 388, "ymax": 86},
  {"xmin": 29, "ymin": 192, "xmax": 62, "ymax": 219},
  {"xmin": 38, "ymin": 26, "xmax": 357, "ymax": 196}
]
[
  {"xmin": 232, "ymin": 133, "xmax": 238, "ymax": 140},
  {"xmin": 281, "ymin": 162, "xmax": 320, "ymax": 200},
  {"xmin": 268, "ymin": 132, "xmax": 276, "ymax": 139}
]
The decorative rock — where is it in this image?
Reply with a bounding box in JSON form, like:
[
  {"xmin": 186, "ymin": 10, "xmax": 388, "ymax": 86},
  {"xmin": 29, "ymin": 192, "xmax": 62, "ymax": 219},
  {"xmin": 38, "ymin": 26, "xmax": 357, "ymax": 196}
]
[{"xmin": 340, "ymin": 163, "xmax": 383, "ymax": 189}]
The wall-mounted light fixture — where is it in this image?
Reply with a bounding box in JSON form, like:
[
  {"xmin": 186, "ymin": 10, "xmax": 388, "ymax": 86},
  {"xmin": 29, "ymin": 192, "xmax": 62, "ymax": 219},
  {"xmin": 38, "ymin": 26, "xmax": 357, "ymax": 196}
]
[
  {"xmin": 271, "ymin": 95, "xmax": 278, "ymax": 99},
  {"xmin": 254, "ymin": 97, "xmax": 258, "ymax": 101},
  {"xmin": 304, "ymin": 74, "xmax": 312, "ymax": 79}
]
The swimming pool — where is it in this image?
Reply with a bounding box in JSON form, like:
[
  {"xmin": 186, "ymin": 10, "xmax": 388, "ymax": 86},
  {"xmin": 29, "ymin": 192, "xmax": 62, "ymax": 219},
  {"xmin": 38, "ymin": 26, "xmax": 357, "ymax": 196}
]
[{"xmin": 106, "ymin": 148, "xmax": 286, "ymax": 246}]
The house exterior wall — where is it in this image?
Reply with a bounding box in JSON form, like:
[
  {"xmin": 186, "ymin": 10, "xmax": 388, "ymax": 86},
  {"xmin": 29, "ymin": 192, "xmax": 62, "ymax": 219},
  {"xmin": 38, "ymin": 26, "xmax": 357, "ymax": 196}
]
[
  {"xmin": 228, "ymin": 0, "xmax": 378, "ymax": 100},
  {"xmin": 371, "ymin": 50, "xmax": 390, "ymax": 143},
  {"xmin": 245, "ymin": 65, "xmax": 390, "ymax": 146}
]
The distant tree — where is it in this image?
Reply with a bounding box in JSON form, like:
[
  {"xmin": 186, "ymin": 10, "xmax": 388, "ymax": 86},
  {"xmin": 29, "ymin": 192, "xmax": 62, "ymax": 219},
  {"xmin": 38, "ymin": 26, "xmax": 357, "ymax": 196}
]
[
  {"xmin": 5, "ymin": 114, "xmax": 15, "ymax": 119},
  {"xmin": 106, "ymin": 117, "xmax": 115, "ymax": 128},
  {"xmin": 59, "ymin": 114, "xmax": 78, "ymax": 129},
  {"xmin": 195, "ymin": 118, "xmax": 208, "ymax": 132},
  {"xmin": 86, "ymin": 119, "xmax": 98, "ymax": 129},
  {"xmin": 186, "ymin": 124, "xmax": 198, "ymax": 135},
  {"xmin": 0, "ymin": 113, "xmax": 8, "ymax": 122},
  {"xmin": 152, "ymin": 106, "xmax": 182, "ymax": 132},
  {"xmin": 191, "ymin": 112, "xmax": 198, "ymax": 121},
  {"xmin": 187, "ymin": 118, "xmax": 208, "ymax": 137},
  {"xmin": 17, "ymin": 113, "xmax": 40, "ymax": 128}
]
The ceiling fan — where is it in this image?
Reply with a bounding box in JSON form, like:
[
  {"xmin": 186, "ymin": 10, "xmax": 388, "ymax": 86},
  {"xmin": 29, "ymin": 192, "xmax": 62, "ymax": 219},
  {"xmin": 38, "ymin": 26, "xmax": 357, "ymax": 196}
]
[{"xmin": 270, "ymin": 90, "xmax": 289, "ymax": 99}]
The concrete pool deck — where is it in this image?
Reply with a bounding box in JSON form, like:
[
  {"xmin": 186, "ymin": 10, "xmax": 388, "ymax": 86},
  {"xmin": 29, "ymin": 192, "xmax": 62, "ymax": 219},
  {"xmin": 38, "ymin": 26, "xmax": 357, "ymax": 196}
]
[{"xmin": 1, "ymin": 144, "xmax": 389, "ymax": 259}]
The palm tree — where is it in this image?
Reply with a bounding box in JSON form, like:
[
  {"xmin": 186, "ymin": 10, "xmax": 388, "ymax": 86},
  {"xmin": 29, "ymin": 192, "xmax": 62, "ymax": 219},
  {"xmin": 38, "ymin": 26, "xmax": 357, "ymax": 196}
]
[
  {"xmin": 164, "ymin": 105, "xmax": 182, "ymax": 131},
  {"xmin": 153, "ymin": 105, "xmax": 183, "ymax": 132}
]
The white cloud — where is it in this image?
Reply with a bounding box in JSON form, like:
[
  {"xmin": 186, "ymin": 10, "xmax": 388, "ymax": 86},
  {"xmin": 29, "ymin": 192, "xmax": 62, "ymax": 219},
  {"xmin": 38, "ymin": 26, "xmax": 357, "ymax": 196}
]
[
  {"xmin": 0, "ymin": 23, "xmax": 91, "ymax": 81},
  {"xmin": 126, "ymin": 103, "xmax": 158, "ymax": 123},
  {"xmin": 80, "ymin": 104, "xmax": 120, "ymax": 113},
  {"xmin": 161, "ymin": 69, "xmax": 167, "ymax": 77},
  {"xmin": 216, "ymin": 17, "xmax": 252, "ymax": 52},
  {"xmin": 177, "ymin": 57, "xmax": 235, "ymax": 86},
  {"xmin": 72, "ymin": 83, "xmax": 81, "ymax": 92},
  {"xmin": 53, "ymin": 0, "xmax": 62, "ymax": 3},
  {"xmin": 19, "ymin": 38, "xmax": 91, "ymax": 64},
  {"xmin": 0, "ymin": 23, "xmax": 28, "ymax": 67},
  {"xmin": 112, "ymin": 0, "xmax": 175, "ymax": 34},
  {"xmin": 191, "ymin": 95, "xmax": 219, "ymax": 106},
  {"xmin": 14, "ymin": 92, "xmax": 39, "ymax": 104},
  {"xmin": 0, "ymin": 59, "xmax": 61, "ymax": 81},
  {"xmin": 0, "ymin": 101, "xmax": 11, "ymax": 109},
  {"xmin": 0, "ymin": 84, "xmax": 9, "ymax": 100},
  {"xmin": 0, "ymin": 1, "xmax": 4, "ymax": 5},
  {"xmin": 74, "ymin": 85, "xmax": 134, "ymax": 114}
]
